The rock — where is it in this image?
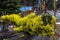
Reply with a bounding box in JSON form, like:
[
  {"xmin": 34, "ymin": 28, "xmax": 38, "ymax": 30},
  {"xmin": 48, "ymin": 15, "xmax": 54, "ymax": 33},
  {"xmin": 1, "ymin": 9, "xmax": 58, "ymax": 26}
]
[{"xmin": 32, "ymin": 36, "xmax": 52, "ymax": 40}]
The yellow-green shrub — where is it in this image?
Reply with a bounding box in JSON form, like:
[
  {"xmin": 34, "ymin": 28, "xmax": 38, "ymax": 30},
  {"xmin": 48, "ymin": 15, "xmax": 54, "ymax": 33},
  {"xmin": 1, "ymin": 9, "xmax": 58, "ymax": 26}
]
[
  {"xmin": 1, "ymin": 14, "xmax": 22, "ymax": 25},
  {"xmin": 1, "ymin": 13, "xmax": 56, "ymax": 36}
]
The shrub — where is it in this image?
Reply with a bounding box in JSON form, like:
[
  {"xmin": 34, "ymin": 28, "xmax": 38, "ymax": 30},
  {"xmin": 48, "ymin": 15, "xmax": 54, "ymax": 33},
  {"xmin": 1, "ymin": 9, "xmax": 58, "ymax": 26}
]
[
  {"xmin": 1, "ymin": 13, "xmax": 56, "ymax": 36},
  {"xmin": 1, "ymin": 14, "xmax": 22, "ymax": 25}
]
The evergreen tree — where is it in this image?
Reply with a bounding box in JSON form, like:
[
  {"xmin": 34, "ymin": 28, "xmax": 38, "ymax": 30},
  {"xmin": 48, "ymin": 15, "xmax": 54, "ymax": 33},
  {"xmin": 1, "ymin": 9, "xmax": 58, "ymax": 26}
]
[
  {"xmin": 46, "ymin": 0, "xmax": 54, "ymax": 10},
  {"xmin": 0, "ymin": 0, "xmax": 21, "ymax": 15},
  {"xmin": 56, "ymin": 0, "xmax": 60, "ymax": 9}
]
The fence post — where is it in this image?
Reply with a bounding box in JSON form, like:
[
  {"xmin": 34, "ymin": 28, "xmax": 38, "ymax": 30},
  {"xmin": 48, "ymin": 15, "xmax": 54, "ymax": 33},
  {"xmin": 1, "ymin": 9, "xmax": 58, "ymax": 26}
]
[
  {"xmin": 54, "ymin": 0, "xmax": 56, "ymax": 40},
  {"xmin": 54, "ymin": 0, "xmax": 56, "ymax": 16},
  {"xmin": 44, "ymin": 0, "xmax": 46, "ymax": 13}
]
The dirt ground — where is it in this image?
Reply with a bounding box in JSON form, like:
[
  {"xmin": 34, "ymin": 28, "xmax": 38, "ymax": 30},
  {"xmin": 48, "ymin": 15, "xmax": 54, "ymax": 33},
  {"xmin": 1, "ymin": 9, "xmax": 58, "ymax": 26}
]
[{"xmin": 53, "ymin": 20, "xmax": 60, "ymax": 40}]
